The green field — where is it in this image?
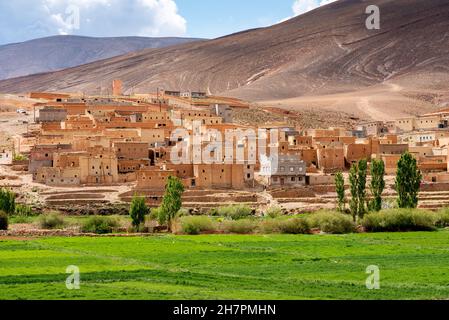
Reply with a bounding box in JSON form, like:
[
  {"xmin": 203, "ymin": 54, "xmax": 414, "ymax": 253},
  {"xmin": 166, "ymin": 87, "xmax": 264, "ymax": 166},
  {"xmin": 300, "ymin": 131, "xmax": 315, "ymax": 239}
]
[{"xmin": 1, "ymin": 232, "xmax": 449, "ymax": 300}]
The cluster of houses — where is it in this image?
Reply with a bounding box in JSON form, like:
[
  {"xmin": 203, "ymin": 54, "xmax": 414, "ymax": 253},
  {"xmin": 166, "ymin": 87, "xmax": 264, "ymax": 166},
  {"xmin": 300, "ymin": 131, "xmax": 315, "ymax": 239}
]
[{"xmin": 4, "ymin": 81, "xmax": 449, "ymax": 192}]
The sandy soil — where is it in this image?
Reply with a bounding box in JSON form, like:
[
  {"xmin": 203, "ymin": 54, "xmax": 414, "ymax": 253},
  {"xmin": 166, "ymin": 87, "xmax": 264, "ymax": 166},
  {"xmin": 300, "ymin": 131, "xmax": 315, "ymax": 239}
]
[{"xmin": 259, "ymin": 82, "xmax": 443, "ymax": 122}]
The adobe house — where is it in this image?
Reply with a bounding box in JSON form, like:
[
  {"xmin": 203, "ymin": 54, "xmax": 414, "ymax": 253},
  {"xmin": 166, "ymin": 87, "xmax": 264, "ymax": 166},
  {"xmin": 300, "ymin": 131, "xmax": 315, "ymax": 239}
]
[
  {"xmin": 164, "ymin": 90, "xmax": 181, "ymax": 97},
  {"xmin": 193, "ymin": 163, "xmax": 248, "ymax": 189},
  {"xmin": 344, "ymin": 142, "xmax": 372, "ymax": 165},
  {"xmin": 37, "ymin": 107, "xmax": 67, "ymax": 123},
  {"xmin": 258, "ymin": 154, "xmax": 306, "ymax": 187},
  {"xmin": 30, "ymin": 144, "xmax": 72, "ymax": 174},
  {"xmin": 377, "ymin": 144, "xmax": 409, "ymax": 155},
  {"xmin": 36, "ymin": 147, "xmax": 119, "ymax": 185},
  {"xmin": 289, "ymin": 135, "xmax": 313, "ymax": 147},
  {"xmin": 210, "ymin": 104, "xmax": 233, "ymax": 123},
  {"xmin": 114, "ymin": 142, "xmax": 150, "ymax": 160},
  {"xmin": 378, "ymin": 154, "xmax": 402, "ymax": 175},
  {"xmin": 359, "ymin": 121, "xmax": 390, "ymax": 137},
  {"xmin": 418, "ymin": 156, "xmax": 447, "ymax": 173},
  {"xmin": 118, "ymin": 159, "xmax": 149, "ymax": 174},
  {"xmin": 29, "ymin": 92, "xmax": 71, "ymax": 101},
  {"xmin": 190, "ymin": 91, "xmax": 207, "ymax": 99},
  {"xmin": 316, "ymin": 146, "xmax": 345, "ymax": 173},
  {"xmin": 136, "ymin": 167, "xmax": 178, "ymax": 190},
  {"xmin": 139, "ymin": 128, "xmax": 167, "ymax": 147},
  {"xmin": 307, "ymin": 127, "xmax": 352, "ymax": 138}
]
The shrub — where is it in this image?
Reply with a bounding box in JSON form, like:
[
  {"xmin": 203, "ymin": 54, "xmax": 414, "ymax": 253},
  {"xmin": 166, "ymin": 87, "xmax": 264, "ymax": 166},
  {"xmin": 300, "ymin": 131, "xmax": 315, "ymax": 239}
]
[
  {"xmin": 129, "ymin": 195, "xmax": 149, "ymax": 229},
  {"xmin": 179, "ymin": 216, "xmax": 215, "ymax": 235},
  {"xmin": 259, "ymin": 219, "xmax": 282, "ymax": 234},
  {"xmin": 39, "ymin": 213, "xmax": 65, "ymax": 230},
  {"xmin": 0, "ymin": 211, "xmax": 8, "ymax": 230},
  {"xmin": 279, "ymin": 218, "xmax": 311, "ymax": 234},
  {"xmin": 177, "ymin": 208, "xmax": 190, "ymax": 217},
  {"xmin": 265, "ymin": 206, "xmax": 282, "ymax": 218},
  {"xmin": 362, "ymin": 209, "xmax": 436, "ymax": 232},
  {"xmin": 13, "ymin": 154, "xmax": 28, "ymax": 161},
  {"xmin": 217, "ymin": 205, "xmax": 253, "ymax": 220},
  {"xmin": 14, "ymin": 204, "xmax": 33, "ymax": 217},
  {"xmin": 149, "ymin": 207, "xmax": 162, "ymax": 221},
  {"xmin": 435, "ymin": 209, "xmax": 449, "ymax": 228},
  {"xmin": 308, "ymin": 211, "xmax": 356, "ymax": 234},
  {"xmin": 222, "ymin": 219, "xmax": 257, "ymax": 234},
  {"xmin": 0, "ymin": 188, "xmax": 15, "ymax": 215},
  {"xmin": 81, "ymin": 216, "xmax": 119, "ymax": 234}
]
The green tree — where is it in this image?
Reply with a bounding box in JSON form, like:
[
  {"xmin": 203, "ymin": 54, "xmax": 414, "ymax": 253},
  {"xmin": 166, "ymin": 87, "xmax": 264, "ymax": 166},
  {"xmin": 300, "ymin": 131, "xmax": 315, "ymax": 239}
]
[
  {"xmin": 357, "ymin": 159, "xmax": 368, "ymax": 219},
  {"xmin": 335, "ymin": 172, "xmax": 346, "ymax": 212},
  {"xmin": 349, "ymin": 160, "xmax": 368, "ymax": 222},
  {"xmin": 160, "ymin": 176, "xmax": 185, "ymax": 232},
  {"xmin": 395, "ymin": 152, "xmax": 422, "ymax": 209},
  {"xmin": 349, "ymin": 163, "xmax": 359, "ymax": 222},
  {"xmin": 369, "ymin": 159, "xmax": 386, "ymax": 212},
  {"xmin": 129, "ymin": 194, "xmax": 149, "ymax": 230},
  {"xmin": 0, "ymin": 188, "xmax": 15, "ymax": 215}
]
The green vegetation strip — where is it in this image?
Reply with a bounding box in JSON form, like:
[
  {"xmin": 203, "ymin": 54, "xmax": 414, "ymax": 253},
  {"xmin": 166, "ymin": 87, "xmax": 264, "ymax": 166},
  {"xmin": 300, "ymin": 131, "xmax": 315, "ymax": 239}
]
[{"xmin": 1, "ymin": 232, "xmax": 449, "ymax": 300}]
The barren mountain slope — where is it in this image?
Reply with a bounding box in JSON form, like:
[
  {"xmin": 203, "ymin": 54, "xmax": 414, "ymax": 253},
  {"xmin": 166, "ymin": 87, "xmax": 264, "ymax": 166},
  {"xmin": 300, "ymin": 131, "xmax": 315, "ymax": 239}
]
[
  {"xmin": 0, "ymin": 0, "xmax": 448, "ymax": 120},
  {"xmin": 0, "ymin": 35, "xmax": 203, "ymax": 80}
]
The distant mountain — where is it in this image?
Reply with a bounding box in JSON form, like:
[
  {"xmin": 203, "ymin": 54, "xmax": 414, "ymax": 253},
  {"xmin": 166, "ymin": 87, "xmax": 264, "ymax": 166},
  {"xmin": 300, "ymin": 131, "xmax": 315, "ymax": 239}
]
[
  {"xmin": 1, "ymin": 0, "xmax": 448, "ymax": 120},
  {"xmin": 0, "ymin": 35, "xmax": 203, "ymax": 80}
]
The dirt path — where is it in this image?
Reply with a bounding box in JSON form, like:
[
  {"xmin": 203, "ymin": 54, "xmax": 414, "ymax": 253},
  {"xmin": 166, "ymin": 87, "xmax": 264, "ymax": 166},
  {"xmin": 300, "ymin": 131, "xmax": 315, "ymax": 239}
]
[{"xmin": 356, "ymin": 97, "xmax": 391, "ymax": 121}]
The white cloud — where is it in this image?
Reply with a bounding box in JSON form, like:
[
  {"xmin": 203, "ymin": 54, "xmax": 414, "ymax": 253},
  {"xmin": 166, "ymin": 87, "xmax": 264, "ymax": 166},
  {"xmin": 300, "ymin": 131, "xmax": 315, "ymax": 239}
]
[
  {"xmin": 292, "ymin": 0, "xmax": 338, "ymax": 17},
  {"xmin": 0, "ymin": 0, "xmax": 186, "ymax": 44}
]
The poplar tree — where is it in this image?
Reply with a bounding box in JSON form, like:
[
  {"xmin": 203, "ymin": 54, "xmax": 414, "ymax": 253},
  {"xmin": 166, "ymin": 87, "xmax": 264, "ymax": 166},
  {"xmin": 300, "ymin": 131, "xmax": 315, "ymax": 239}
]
[
  {"xmin": 335, "ymin": 172, "xmax": 346, "ymax": 212},
  {"xmin": 160, "ymin": 176, "xmax": 185, "ymax": 232},
  {"xmin": 357, "ymin": 159, "xmax": 368, "ymax": 219},
  {"xmin": 349, "ymin": 163, "xmax": 359, "ymax": 222},
  {"xmin": 395, "ymin": 152, "xmax": 422, "ymax": 209},
  {"xmin": 369, "ymin": 159, "xmax": 386, "ymax": 212}
]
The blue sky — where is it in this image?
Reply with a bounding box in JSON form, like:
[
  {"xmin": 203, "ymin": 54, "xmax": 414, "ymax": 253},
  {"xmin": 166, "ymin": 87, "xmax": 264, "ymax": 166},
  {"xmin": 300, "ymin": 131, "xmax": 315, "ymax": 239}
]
[{"xmin": 0, "ymin": 0, "xmax": 336, "ymax": 45}]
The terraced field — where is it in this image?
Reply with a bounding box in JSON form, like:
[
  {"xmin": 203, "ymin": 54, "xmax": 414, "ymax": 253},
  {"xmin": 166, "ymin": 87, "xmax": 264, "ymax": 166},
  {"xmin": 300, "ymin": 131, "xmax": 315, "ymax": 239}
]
[{"xmin": 1, "ymin": 232, "xmax": 449, "ymax": 300}]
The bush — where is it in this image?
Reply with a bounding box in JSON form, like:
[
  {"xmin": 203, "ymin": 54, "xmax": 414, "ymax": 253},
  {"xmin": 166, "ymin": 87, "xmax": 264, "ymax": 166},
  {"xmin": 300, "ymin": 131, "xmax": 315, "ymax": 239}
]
[
  {"xmin": 81, "ymin": 216, "xmax": 119, "ymax": 234},
  {"xmin": 259, "ymin": 219, "xmax": 282, "ymax": 234},
  {"xmin": 362, "ymin": 209, "xmax": 436, "ymax": 232},
  {"xmin": 177, "ymin": 208, "xmax": 190, "ymax": 217},
  {"xmin": 435, "ymin": 209, "xmax": 449, "ymax": 228},
  {"xmin": 0, "ymin": 188, "xmax": 15, "ymax": 215},
  {"xmin": 179, "ymin": 216, "xmax": 215, "ymax": 235},
  {"xmin": 0, "ymin": 211, "xmax": 8, "ymax": 230},
  {"xmin": 279, "ymin": 218, "xmax": 311, "ymax": 234},
  {"xmin": 149, "ymin": 207, "xmax": 162, "ymax": 221},
  {"xmin": 222, "ymin": 219, "xmax": 257, "ymax": 234},
  {"xmin": 216, "ymin": 205, "xmax": 253, "ymax": 220},
  {"xmin": 265, "ymin": 206, "xmax": 283, "ymax": 218},
  {"xmin": 39, "ymin": 213, "xmax": 65, "ymax": 230},
  {"xmin": 129, "ymin": 195, "xmax": 149, "ymax": 229},
  {"xmin": 13, "ymin": 154, "xmax": 28, "ymax": 161},
  {"xmin": 15, "ymin": 204, "xmax": 34, "ymax": 217},
  {"xmin": 308, "ymin": 211, "xmax": 356, "ymax": 234}
]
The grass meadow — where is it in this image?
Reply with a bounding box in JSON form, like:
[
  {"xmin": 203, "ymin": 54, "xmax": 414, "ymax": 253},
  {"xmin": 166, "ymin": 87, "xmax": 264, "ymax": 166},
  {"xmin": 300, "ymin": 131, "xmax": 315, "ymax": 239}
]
[{"xmin": 1, "ymin": 231, "xmax": 449, "ymax": 300}]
